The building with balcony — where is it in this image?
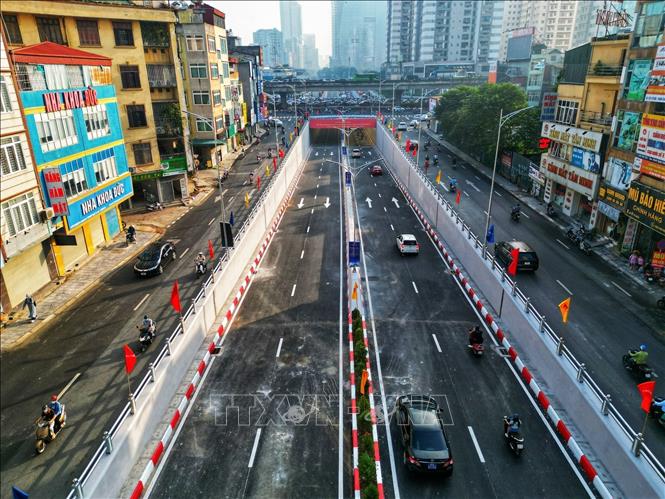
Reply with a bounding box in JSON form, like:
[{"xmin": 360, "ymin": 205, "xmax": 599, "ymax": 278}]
[
  {"xmin": 525, "ymin": 48, "xmax": 563, "ymax": 106},
  {"xmin": 228, "ymin": 36, "xmax": 265, "ymax": 136},
  {"xmin": 1, "ymin": 0, "xmax": 193, "ymax": 206},
  {"xmin": 0, "ymin": 31, "xmax": 55, "ymax": 311}
]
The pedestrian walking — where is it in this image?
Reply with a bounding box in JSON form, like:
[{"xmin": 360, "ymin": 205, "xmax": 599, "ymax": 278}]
[
  {"xmin": 637, "ymin": 254, "xmax": 645, "ymax": 271},
  {"xmin": 23, "ymin": 294, "xmax": 37, "ymax": 322},
  {"xmin": 628, "ymin": 251, "xmax": 639, "ymax": 270}
]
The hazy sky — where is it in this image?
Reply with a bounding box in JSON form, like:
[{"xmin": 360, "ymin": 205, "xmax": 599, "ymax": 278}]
[{"xmin": 210, "ymin": 1, "xmax": 332, "ymax": 59}]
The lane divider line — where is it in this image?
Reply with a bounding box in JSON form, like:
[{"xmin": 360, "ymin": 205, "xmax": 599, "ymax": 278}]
[
  {"xmin": 431, "ymin": 334, "xmax": 442, "ymax": 353},
  {"xmin": 467, "ymin": 426, "xmax": 485, "ymax": 463},
  {"xmin": 276, "ymin": 338, "xmax": 283, "ymax": 358},
  {"xmin": 248, "ymin": 429, "xmax": 262, "ymax": 468},
  {"xmin": 133, "ymin": 293, "xmax": 150, "ymax": 312},
  {"xmin": 291, "ymin": 284, "xmax": 297, "ymax": 297}
]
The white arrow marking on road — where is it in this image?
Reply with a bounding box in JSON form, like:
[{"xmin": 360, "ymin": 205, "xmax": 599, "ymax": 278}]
[
  {"xmin": 297, "ymin": 198, "xmax": 305, "ymax": 209},
  {"xmin": 365, "ymin": 197, "xmax": 373, "ymax": 208},
  {"xmin": 391, "ymin": 197, "xmax": 400, "ymax": 208},
  {"xmin": 465, "ymin": 179, "xmax": 481, "ymax": 192},
  {"xmin": 432, "ymin": 334, "xmax": 442, "ymax": 353},
  {"xmin": 133, "ymin": 293, "xmax": 150, "ymax": 311},
  {"xmin": 248, "ymin": 429, "xmax": 262, "ymax": 468},
  {"xmin": 324, "ymin": 197, "xmax": 331, "ymax": 208}
]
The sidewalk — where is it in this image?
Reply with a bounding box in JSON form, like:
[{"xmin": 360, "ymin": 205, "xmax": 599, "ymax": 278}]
[
  {"xmin": 422, "ymin": 128, "xmax": 654, "ymax": 292},
  {"xmin": 0, "ymin": 130, "xmax": 267, "ymax": 350}
]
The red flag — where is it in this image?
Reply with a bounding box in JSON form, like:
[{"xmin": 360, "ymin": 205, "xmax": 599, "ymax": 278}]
[
  {"xmin": 405, "ymin": 139, "xmax": 411, "ymax": 151},
  {"xmin": 508, "ymin": 248, "xmax": 520, "ymax": 276},
  {"xmin": 257, "ymin": 175, "xmax": 261, "ymax": 190},
  {"xmin": 455, "ymin": 189, "xmax": 462, "ymax": 205},
  {"xmin": 208, "ymin": 239, "xmax": 214, "ymax": 259},
  {"xmin": 123, "ymin": 344, "xmax": 136, "ymax": 374},
  {"xmin": 170, "ymin": 280, "xmax": 181, "ymax": 313},
  {"xmin": 412, "ymin": 146, "xmax": 417, "ymax": 157},
  {"xmin": 272, "ymin": 156, "xmax": 277, "ymax": 172},
  {"xmin": 279, "ymin": 148, "xmax": 285, "ymax": 158},
  {"xmin": 638, "ymin": 381, "xmax": 656, "ymax": 413}
]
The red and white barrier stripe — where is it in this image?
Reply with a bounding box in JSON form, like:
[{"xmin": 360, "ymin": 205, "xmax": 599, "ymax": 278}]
[
  {"xmin": 347, "ymin": 310, "xmax": 361, "ymax": 499},
  {"xmin": 130, "ymin": 161, "xmax": 307, "ymax": 499},
  {"xmin": 394, "ymin": 179, "xmax": 612, "ymax": 499}
]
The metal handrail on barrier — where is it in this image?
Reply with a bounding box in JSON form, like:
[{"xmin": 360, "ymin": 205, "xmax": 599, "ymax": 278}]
[
  {"xmin": 379, "ymin": 122, "xmax": 665, "ymax": 481},
  {"xmin": 66, "ymin": 129, "xmax": 308, "ymax": 499}
]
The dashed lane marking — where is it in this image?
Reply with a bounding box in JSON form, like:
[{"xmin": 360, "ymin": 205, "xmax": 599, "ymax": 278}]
[
  {"xmin": 300, "ymin": 250, "xmax": 305, "ymax": 259},
  {"xmin": 291, "ymin": 284, "xmax": 297, "ymax": 297},
  {"xmin": 133, "ymin": 293, "xmax": 150, "ymax": 312},
  {"xmin": 180, "ymin": 247, "xmax": 190, "ymax": 259},
  {"xmin": 611, "ymin": 281, "xmax": 632, "ymax": 297},
  {"xmin": 556, "ymin": 280, "xmax": 574, "ymax": 296},
  {"xmin": 432, "ymin": 334, "xmax": 442, "ymax": 353},
  {"xmin": 208, "ymin": 217, "xmax": 216, "ymax": 226},
  {"xmin": 276, "ymin": 338, "xmax": 284, "ymax": 358},
  {"xmin": 555, "ymin": 239, "xmax": 570, "ymax": 250},
  {"xmin": 390, "ymin": 224, "xmax": 395, "ymax": 231},
  {"xmin": 496, "ymin": 191, "xmax": 503, "ymax": 197},
  {"xmin": 248, "ymin": 429, "xmax": 262, "ymax": 468},
  {"xmin": 464, "ymin": 191, "xmax": 470, "ymax": 197},
  {"xmin": 467, "ymin": 426, "xmax": 486, "ymax": 463},
  {"xmin": 412, "ymin": 281, "xmax": 419, "ymax": 294}
]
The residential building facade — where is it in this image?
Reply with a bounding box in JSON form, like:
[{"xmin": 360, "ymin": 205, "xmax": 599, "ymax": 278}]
[
  {"xmin": 229, "ymin": 39, "xmax": 266, "ymax": 135},
  {"xmin": 252, "ymin": 28, "xmax": 283, "ymax": 68},
  {"xmin": 302, "ymin": 33, "xmax": 319, "ymax": 75},
  {"xmin": 280, "ymin": 0, "xmax": 302, "ymax": 68},
  {"xmin": 526, "ymin": 48, "xmax": 564, "ymax": 106}
]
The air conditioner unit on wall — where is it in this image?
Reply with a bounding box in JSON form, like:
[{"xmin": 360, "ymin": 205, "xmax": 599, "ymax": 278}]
[{"xmin": 41, "ymin": 207, "xmax": 55, "ymax": 221}]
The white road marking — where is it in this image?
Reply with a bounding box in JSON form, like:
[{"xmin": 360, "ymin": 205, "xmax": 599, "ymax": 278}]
[
  {"xmin": 440, "ymin": 182, "xmax": 449, "ymax": 192},
  {"xmin": 223, "ymin": 189, "xmax": 229, "ymax": 195},
  {"xmin": 276, "ymin": 338, "xmax": 284, "ymax": 358},
  {"xmin": 318, "ymin": 175, "xmax": 321, "ymax": 179},
  {"xmin": 383, "ymin": 206, "xmax": 387, "ymax": 212},
  {"xmin": 611, "ymin": 281, "xmax": 632, "ymax": 297},
  {"xmin": 133, "ymin": 293, "xmax": 150, "ymax": 312},
  {"xmin": 521, "ymin": 212, "xmax": 530, "ymax": 219},
  {"xmin": 483, "ymin": 210, "xmax": 488, "ymax": 215},
  {"xmin": 555, "ymin": 239, "xmax": 570, "ymax": 250},
  {"xmin": 475, "ymin": 175, "xmax": 481, "ymax": 181},
  {"xmin": 464, "ymin": 191, "xmax": 470, "ymax": 197},
  {"xmin": 378, "ymin": 193, "xmax": 382, "ymax": 198},
  {"xmin": 229, "ymin": 196, "xmax": 236, "ymax": 204},
  {"xmin": 460, "ymin": 164, "xmax": 466, "ymax": 169},
  {"xmin": 311, "ymin": 208, "xmax": 314, "ymax": 214},
  {"xmin": 314, "ymin": 194, "xmax": 318, "ymax": 200},
  {"xmin": 214, "ymin": 195, "xmax": 221, "ymax": 202},
  {"xmin": 465, "ymin": 179, "xmax": 481, "ymax": 192},
  {"xmin": 297, "ymin": 198, "xmax": 305, "ymax": 209},
  {"xmin": 412, "ymin": 281, "xmax": 419, "ymax": 294},
  {"xmin": 432, "ymin": 334, "xmax": 442, "ymax": 353},
  {"xmin": 307, "ymin": 225, "xmax": 310, "ymax": 233},
  {"xmin": 390, "ymin": 224, "xmax": 395, "ymax": 231},
  {"xmin": 317, "ymin": 184, "xmax": 319, "ymax": 188},
  {"xmin": 300, "ymin": 250, "xmax": 305, "ymax": 259},
  {"xmin": 467, "ymin": 426, "xmax": 486, "ymax": 463},
  {"xmin": 496, "ymin": 191, "xmax": 503, "ymax": 197},
  {"xmin": 556, "ymin": 280, "xmax": 574, "ymax": 296},
  {"xmin": 208, "ymin": 217, "xmax": 215, "ymax": 225},
  {"xmin": 291, "ymin": 284, "xmax": 297, "ymax": 297},
  {"xmin": 248, "ymin": 429, "xmax": 262, "ymax": 468}
]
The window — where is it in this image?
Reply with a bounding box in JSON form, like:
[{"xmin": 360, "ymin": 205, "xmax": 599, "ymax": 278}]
[
  {"xmin": 76, "ymin": 19, "xmax": 100, "ymax": 46},
  {"xmin": 0, "ymin": 76, "xmax": 12, "ymax": 113},
  {"xmin": 190, "ymin": 64, "xmax": 207, "ymax": 79},
  {"xmin": 196, "ymin": 118, "xmax": 213, "ymax": 132},
  {"xmin": 215, "ymin": 117, "xmax": 224, "ymax": 131},
  {"xmin": 132, "ymin": 143, "xmax": 153, "ymax": 165},
  {"xmin": 2, "ymin": 15, "xmax": 22, "ymax": 44},
  {"xmin": 213, "ymin": 90, "xmax": 222, "ymax": 106},
  {"xmin": 92, "ymin": 148, "xmax": 117, "ymax": 183},
  {"xmin": 113, "ymin": 21, "xmax": 134, "ymax": 46},
  {"xmin": 210, "ymin": 63, "xmax": 219, "ymax": 79},
  {"xmin": 36, "ymin": 17, "xmax": 65, "ymax": 45},
  {"xmin": 224, "ymin": 86, "xmax": 231, "ymax": 101},
  {"xmin": 207, "ymin": 35, "xmax": 216, "ymax": 52},
  {"xmin": 185, "ymin": 35, "xmax": 204, "ymax": 51},
  {"xmin": 120, "ymin": 65, "xmax": 141, "ymax": 89},
  {"xmin": 219, "ymin": 36, "xmax": 228, "ymax": 54},
  {"xmin": 222, "ymin": 62, "xmax": 230, "ymax": 78},
  {"xmin": 554, "ymin": 99, "xmax": 579, "ymax": 125},
  {"xmin": 61, "ymin": 159, "xmax": 89, "ymax": 198},
  {"xmin": 2, "ymin": 193, "xmax": 40, "ymax": 237},
  {"xmin": 34, "ymin": 110, "xmax": 78, "ymax": 152},
  {"xmin": 1, "ymin": 136, "xmax": 27, "ymax": 176},
  {"xmin": 83, "ymin": 104, "xmax": 110, "ymax": 139},
  {"xmin": 192, "ymin": 90, "xmax": 210, "ymax": 105},
  {"xmin": 126, "ymin": 104, "xmax": 147, "ymax": 128}
]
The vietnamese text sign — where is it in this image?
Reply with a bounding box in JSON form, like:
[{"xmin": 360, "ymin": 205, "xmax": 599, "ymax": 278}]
[
  {"xmin": 637, "ymin": 113, "xmax": 665, "ymax": 163},
  {"xmin": 645, "ymin": 44, "xmax": 665, "ymax": 103},
  {"xmin": 43, "ymin": 167, "xmax": 69, "ymax": 216},
  {"xmin": 540, "ymin": 93, "xmax": 557, "ymax": 122},
  {"xmin": 624, "ymin": 182, "xmax": 665, "ymax": 235},
  {"xmin": 541, "ymin": 155, "xmax": 598, "ymax": 198},
  {"xmin": 635, "ymin": 156, "xmax": 665, "ymax": 181},
  {"xmin": 66, "ymin": 175, "xmax": 133, "ymax": 230},
  {"xmin": 598, "ymin": 182, "xmax": 627, "ymax": 209},
  {"xmin": 541, "ymin": 122, "xmax": 603, "ymax": 153}
]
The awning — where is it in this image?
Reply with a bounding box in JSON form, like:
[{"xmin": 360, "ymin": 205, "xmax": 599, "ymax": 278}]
[
  {"xmin": 11, "ymin": 41, "xmax": 112, "ymax": 67},
  {"xmin": 192, "ymin": 138, "xmax": 226, "ymax": 146}
]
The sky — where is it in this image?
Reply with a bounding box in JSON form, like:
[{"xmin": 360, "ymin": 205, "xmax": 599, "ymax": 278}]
[{"xmin": 210, "ymin": 1, "xmax": 332, "ymax": 61}]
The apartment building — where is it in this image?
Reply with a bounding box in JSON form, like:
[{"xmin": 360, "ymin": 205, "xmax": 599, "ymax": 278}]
[
  {"xmin": 1, "ymin": 1, "xmax": 192, "ymax": 206},
  {"xmin": 0, "ymin": 30, "xmax": 54, "ymax": 311},
  {"xmin": 252, "ymin": 28, "xmax": 283, "ymax": 68}
]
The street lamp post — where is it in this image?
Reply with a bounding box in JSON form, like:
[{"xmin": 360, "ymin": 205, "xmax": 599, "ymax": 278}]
[
  {"xmin": 391, "ymin": 82, "xmax": 406, "ymax": 124},
  {"xmin": 414, "ymin": 88, "xmax": 438, "ymax": 173},
  {"xmin": 378, "ymin": 79, "xmax": 388, "ymax": 116},
  {"xmin": 482, "ymin": 105, "xmax": 537, "ymax": 257}
]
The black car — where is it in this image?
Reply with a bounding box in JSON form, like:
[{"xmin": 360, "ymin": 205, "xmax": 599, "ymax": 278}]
[
  {"xmin": 494, "ymin": 240, "xmax": 539, "ymax": 272},
  {"xmin": 396, "ymin": 395, "xmax": 453, "ymax": 475},
  {"xmin": 134, "ymin": 242, "xmax": 177, "ymax": 277}
]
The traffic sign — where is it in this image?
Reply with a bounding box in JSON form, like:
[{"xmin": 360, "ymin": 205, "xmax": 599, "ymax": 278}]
[
  {"xmin": 345, "ymin": 171, "xmax": 352, "ymax": 186},
  {"xmin": 348, "ymin": 241, "xmax": 360, "ymax": 266},
  {"xmin": 342, "ymin": 146, "xmax": 347, "ymax": 156}
]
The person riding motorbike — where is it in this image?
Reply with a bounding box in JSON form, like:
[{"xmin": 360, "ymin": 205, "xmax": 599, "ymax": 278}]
[
  {"xmin": 449, "ymin": 177, "xmax": 457, "ymax": 192},
  {"xmin": 511, "ymin": 203, "xmax": 521, "ymax": 216},
  {"xmin": 433, "ymin": 154, "xmax": 439, "ymax": 165},
  {"xmin": 195, "ymin": 252, "xmax": 207, "ymax": 273},
  {"xmin": 126, "ymin": 225, "xmax": 136, "ymax": 243},
  {"xmin": 546, "ymin": 202, "xmax": 555, "ymax": 216},
  {"xmin": 504, "ymin": 413, "xmax": 522, "ymax": 436},
  {"xmin": 468, "ymin": 326, "xmax": 483, "ymax": 345},
  {"xmin": 140, "ymin": 315, "xmax": 156, "ymax": 339},
  {"xmin": 628, "ymin": 344, "xmax": 649, "ymax": 367},
  {"xmin": 45, "ymin": 395, "xmax": 64, "ymax": 437}
]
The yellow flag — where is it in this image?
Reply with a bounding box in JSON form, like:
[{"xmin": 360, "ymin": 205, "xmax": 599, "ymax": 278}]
[
  {"xmin": 435, "ymin": 170, "xmax": 442, "ymax": 184},
  {"xmin": 351, "ymin": 282, "xmax": 358, "ymax": 301},
  {"xmin": 244, "ymin": 192, "xmax": 250, "ymax": 208},
  {"xmin": 360, "ymin": 369, "xmax": 368, "ymax": 395},
  {"xmin": 558, "ymin": 297, "xmax": 571, "ymax": 323},
  {"xmin": 265, "ymin": 165, "xmax": 270, "ymax": 177}
]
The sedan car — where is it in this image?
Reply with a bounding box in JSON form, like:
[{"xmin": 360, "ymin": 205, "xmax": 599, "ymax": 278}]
[
  {"xmin": 351, "ymin": 148, "xmax": 362, "ymax": 158},
  {"xmin": 370, "ymin": 165, "xmax": 383, "ymax": 176},
  {"xmin": 397, "ymin": 122, "xmax": 408, "ymax": 131},
  {"xmin": 494, "ymin": 240, "xmax": 539, "ymax": 272},
  {"xmin": 396, "ymin": 395, "xmax": 453, "ymax": 475},
  {"xmin": 409, "ymin": 119, "xmax": 419, "ymax": 128},
  {"xmin": 134, "ymin": 242, "xmax": 177, "ymax": 277},
  {"xmin": 396, "ymin": 234, "xmax": 419, "ymax": 255}
]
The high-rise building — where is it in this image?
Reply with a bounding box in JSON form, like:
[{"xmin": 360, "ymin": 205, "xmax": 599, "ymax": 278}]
[
  {"xmin": 302, "ymin": 33, "xmax": 319, "ymax": 74},
  {"xmin": 253, "ymin": 28, "xmax": 284, "ymax": 67},
  {"xmin": 331, "ymin": 0, "xmax": 386, "ymax": 72},
  {"xmin": 280, "ymin": 0, "xmax": 302, "ymax": 68}
]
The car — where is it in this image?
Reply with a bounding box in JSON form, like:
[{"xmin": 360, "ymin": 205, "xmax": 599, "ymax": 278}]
[
  {"xmin": 370, "ymin": 165, "xmax": 383, "ymax": 176},
  {"xmin": 494, "ymin": 240, "xmax": 539, "ymax": 272},
  {"xmin": 396, "ymin": 234, "xmax": 419, "ymax": 255},
  {"xmin": 351, "ymin": 148, "xmax": 362, "ymax": 158},
  {"xmin": 134, "ymin": 242, "xmax": 177, "ymax": 277},
  {"xmin": 409, "ymin": 119, "xmax": 419, "ymax": 128},
  {"xmin": 397, "ymin": 122, "xmax": 408, "ymax": 131},
  {"xmin": 396, "ymin": 395, "xmax": 453, "ymax": 475},
  {"xmin": 394, "ymin": 106, "xmax": 405, "ymax": 112}
]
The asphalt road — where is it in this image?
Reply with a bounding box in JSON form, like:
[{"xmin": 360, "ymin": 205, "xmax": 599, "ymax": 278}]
[
  {"xmin": 397, "ymin": 126, "xmax": 665, "ymax": 463},
  {"xmin": 350, "ymin": 145, "xmax": 589, "ymax": 498},
  {"xmin": 0, "ymin": 125, "xmax": 297, "ymax": 498},
  {"xmin": 149, "ymin": 144, "xmax": 344, "ymax": 498}
]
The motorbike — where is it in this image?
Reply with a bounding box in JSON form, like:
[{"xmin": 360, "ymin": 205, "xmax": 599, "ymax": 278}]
[
  {"xmin": 449, "ymin": 183, "xmax": 457, "ymax": 193},
  {"xmin": 511, "ymin": 211, "xmax": 521, "ymax": 223},
  {"xmin": 546, "ymin": 204, "xmax": 557, "ymax": 217},
  {"xmin": 650, "ymin": 397, "xmax": 665, "ymax": 428},
  {"xmin": 622, "ymin": 351, "xmax": 656, "ymax": 381},
  {"xmin": 137, "ymin": 324, "xmax": 156, "ymax": 353},
  {"xmin": 146, "ymin": 201, "xmax": 163, "ymax": 212},
  {"xmin": 35, "ymin": 405, "xmax": 66, "ymax": 454},
  {"xmin": 566, "ymin": 225, "xmax": 587, "ymax": 245},
  {"xmin": 658, "ymin": 296, "xmax": 665, "ymax": 309},
  {"xmin": 503, "ymin": 417, "xmax": 524, "ymax": 456},
  {"xmin": 195, "ymin": 262, "xmax": 207, "ymax": 278},
  {"xmin": 125, "ymin": 229, "xmax": 136, "ymax": 245},
  {"xmin": 468, "ymin": 342, "xmax": 484, "ymax": 357}
]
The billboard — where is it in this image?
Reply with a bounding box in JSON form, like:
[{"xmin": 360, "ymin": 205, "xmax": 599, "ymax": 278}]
[
  {"xmin": 540, "ymin": 93, "xmax": 557, "ymax": 121},
  {"xmin": 624, "ymin": 182, "xmax": 665, "ymax": 234},
  {"xmin": 605, "ymin": 157, "xmax": 633, "ymax": 190},
  {"xmin": 541, "ymin": 122, "xmax": 603, "ymax": 152},
  {"xmin": 541, "ymin": 155, "xmax": 598, "ymax": 198},
  {"xmin": 616, "ymin": 111, "xmax": 642, "ymax": 150},
  {"xmin": 637, "ymin": 113, "xmax": 665, "ymax": 163},
  {"xmin": 646, "ymin": 43, "xmax": 665, "ymax": 103},
  {"xmin": 571, "ymin": 147, "xmax": 601, "ymax": 173},
  {"xmin": 635, "ymin": 156, "xmax": 665, "ymax": 181},
  {"xmin": 626, "ymin": 59, "xmax": 652, "ymax": 100},
  {"xmin": 506, "ymin": 33, "xmax": 533, "ymax": 62}
]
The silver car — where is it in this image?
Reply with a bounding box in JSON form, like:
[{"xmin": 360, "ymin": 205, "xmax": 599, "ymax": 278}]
[{"xmin": 396, "ymin": 234, "xmax": 420, "ymax": 255}]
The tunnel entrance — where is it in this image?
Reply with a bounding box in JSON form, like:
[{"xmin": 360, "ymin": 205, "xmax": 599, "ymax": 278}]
[{"xmin": 309, "ymin": 116, "xmax": 377, "ymax": 147}]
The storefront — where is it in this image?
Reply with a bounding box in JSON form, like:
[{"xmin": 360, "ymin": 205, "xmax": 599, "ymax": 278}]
[
  {"xmin": 620, "ymin": 181, "xmax": 665, "ymax": 258},
  {"xmin": 130, "ymin": 156, "xmax": 188, "ymax": 206}
]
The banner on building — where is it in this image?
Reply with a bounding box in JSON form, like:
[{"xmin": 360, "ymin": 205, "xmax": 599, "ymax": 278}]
[
  {"xmin": 43, "ymin": 168, "xmax": 69, "ymax": 216},
  {"xmin": 624, "ymin": 182, "xmax": 665, "ymax": 235},
  {"xmin": 597, "ymin": 201, "xmax": 621, "ymax": 222},
  {"xmin": 541, "ymin": 155, "xmax": 598, "ymax": 198},
  {"xmin": 540, "ymin": 93, "xmax": 557, "ymax": 122},
  {"xmin": 652, "ymin": 249, "xmax": 665, "ymax": 269},
  {"xmin": 541, "ymin": 122, "xmax": 603, "ymax": 153},
  {"xmin": 501, "ymin": 151, "xmax": 512, "ymax": 168},
  {"xmin": 598, "ymin": 182, "xmax": 627, "ymax": 209},
  {"xmin": 626, "ymin": 59, "xmax": 652, "ymax": 101},
  {"xmin": 645, "ymin": 43, "xmax": 665, "ymax": 103},
  {"xmin": 571, "ymin": 147, "xmax": 601, "ymax": 173},
  {"xmin": 606, "ymin": 156, "xmax": 633, "ymax": 190},
  {"xmin": 635, "ymin": 156, "xmax": 665, "ymax": 181},
  {"xmin": 616, "ymin": 111, "xmax": 641, "ymax": 150},
  {"xmin": 637, "ymin": 113, "xmax": 665, "ymax": 163},
  {"xmin": 528, "ymin": 163, "xmax": 545, "ymax": 185},
  {"xmin": 488, "ymin": 61, "xmax": 497, "ymax": 84},
  {"xmin": 428, "ymin": 96, "xmax": 440, "ymax": 113}
]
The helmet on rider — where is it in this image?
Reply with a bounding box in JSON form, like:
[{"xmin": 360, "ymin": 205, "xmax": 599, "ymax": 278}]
[
  {"xmin": 640, "ymin": 344, "xmax": 647, "ymax": 351},
  {"xmin": 512, "ymin": 413, "xmax": 519, "ymax": 420},
  {"xmin": 51, "ymin": 394, "xmax": 58, "ymax": 401},
  {"xmin": 144, "ymin": 314, "xmax": 148, "ymax": 320}
]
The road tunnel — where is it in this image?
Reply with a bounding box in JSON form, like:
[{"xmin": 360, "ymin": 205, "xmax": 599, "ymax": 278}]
[{"xmin": 309, "ymin": 116, "xmax": 376, "ymax": 147}]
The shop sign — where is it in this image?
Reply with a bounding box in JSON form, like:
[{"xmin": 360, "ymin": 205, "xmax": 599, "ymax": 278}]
[
  {"xmin": 635, "ymin": 156, "xmax": 665, "ymax": 181},
  {"xmin": 597, "ymin": 201, "xmax": 621, "ymax": 222},
  {"xmin": 540, "ymin": 93, "xmax": 557, "ymax": 122},
  {"xmin": 637, "ymin": 113, "xmax": 665, "ymax": 163},
  {"xmin": 66, "ymin": 175, "xmax": 133, "ymax": 230},
  {"xmin": 570, "ymin": 147, "xmax": 601, "ymax": 173},
  {"xmin": 529, "ymin": 163, "xmax": 545, "ymax": 185},
  {"xmin": 616, "ymin": 111, "xmax": 641, "ymax": 150},
  {"xmin": 645, "ymin": 43, "xmax": 665, "ymax": 103},
  {"xmin": 624, "ymin": 182, "xmax": 665, "ymax": 235},
  {"xmin": 606, "ymin": 156, "xmax": 633, "ymax": 190},
  {"xmin": 652, "ymin": 249, "xmax": 665, "ymax": 269},
  {"xmin": 43, "ymin": 88, "xmax": 98, "ymax": 113},
  {"xmin": 540, "ymin": 122, "xmax": 602, "ymax": 153},
  {"xmin": 132, "ymin": 171, "xmax": 163, "ymax": 182},
  {"xmin": 42, "ymin": 167, "xmax": 69, "ymax": 216},
  {"xmin": 626, "ymin": 59, "xmax": 652, "ymax": 101},
  {"xmin": 541, "ymin": 155, "xmax": 598, "ymax": 198},
  {"xmin": 598, "ymin": 182, "xmax": 627, "ymax": 209}
]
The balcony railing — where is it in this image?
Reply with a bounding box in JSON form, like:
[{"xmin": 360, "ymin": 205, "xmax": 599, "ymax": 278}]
[
  {"xmin": 580, "ymin": 110, "xmax": 613, "ymax": 126},
  {"xmin": 147, "ymin": 65, "xmax": 177, "ymax": 88},
  {"xmin": 587, "ymin": 63, "xmax": 623, "ymax": 76}
]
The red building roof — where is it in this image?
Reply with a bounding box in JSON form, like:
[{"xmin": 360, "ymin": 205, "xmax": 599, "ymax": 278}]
[{"xmin": 11, "ymin": 42, "xmax": 112, "ymax": 67}]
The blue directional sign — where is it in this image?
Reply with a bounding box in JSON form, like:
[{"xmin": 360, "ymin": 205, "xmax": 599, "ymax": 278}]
[
  {"xmin": 342, "ymin": 146, "xmax": 348, "ymax": 156},
  {"xmin": 345, "ymin": 171, "xmax": 352, "ymax": 186},
  {"xmin": 486, "ymin": 224, "xmax": 495, "ymax": 244},
  {"xmin": 348, "ymin": 241, "xmax": 360, "ymax": 267}
]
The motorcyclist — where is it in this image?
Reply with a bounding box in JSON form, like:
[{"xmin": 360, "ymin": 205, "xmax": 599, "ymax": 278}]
[
  {"xmin": 449, "ymin": 177, "xmax": 457, "ymax": 191},
  {"xmin": 468, "ymin": 326, "xmax": 483, "ymax": 345},
  {"xmin": 126, "ymin": 225, "xmax": 136, "ymax": 241},
  {"xmin": 546, "ymin": 202, "xmax": 555, "ymax": 216},
  {"xmin": 511, "ymin": 203, "xmax": 521, "ymax": 216},
  {"xmin": 141, "ymin": 315, "xmax": 156, "ymax": 339},
  {"xmin": 48, "ymin": 394, "xmax": 62, "ymax": 418},
  {"xmin": 195, "ymin": 252, "xmax": 207, "ymax": 273},
  {"xmin": 41, "ymin": 404, "xmax": 57, "ymax": 438},
  {"xmin": 628, "ymin": 344, "xmax": 649, "ymax": 366},
  {"xmin": 504, "ymin": 413, "xmax": 522, "ymax": 436},
  {"xmin": 433, "ymin": 154, "xmax": 439, "ymax": 165}
]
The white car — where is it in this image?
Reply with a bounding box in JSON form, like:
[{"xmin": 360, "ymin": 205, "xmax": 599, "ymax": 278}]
[
  {"xmin": 397, "ymin": 122, "xmax": 408, "ymax": 131},
  {"xmin": 396, "ymin": 234, "xmax": 420, "ymax": 255},
  {"xmin": 351, "ymin": 148, "xmax": 362, "ymax": 158},
  {"xmin": 409, "ymin": 119, "xmax": 419, "ymax": 128}
]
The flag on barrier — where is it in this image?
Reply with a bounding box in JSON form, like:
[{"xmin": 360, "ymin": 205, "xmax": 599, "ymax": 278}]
[
  {"xmin": 508, "ymin": 248, "xmax": 520, "ymax": 276},
  {"xmin": 245, "ymin": 192, "xmax": 250, "ymax": 208},
  {"xmin": 486, "ymin": 224, "xmax": 495, "ymax": 244},
  {"xmin": 171, "ymin": 280, "xmax": 181, "ymax": 314},
  {"xmin": 435, "ymin": 170, "xmax": 441, "ymax": 184},
  {"xmin": 637, "ymin": 381, "xmax": 656, "ymax": 412},
  {"xmin": 455, "ymin": 189, "xmax": 462, "ymax": 205},
  {"xmin": 257, "ymin": 175, "xmax": 261, "ymax": 190},
  {"xmin": 351, "ymin": 282, "xmax": 358, "ymax": 301},
  {"xmin": 266, "ymin": 165, "xmax": 270, "ymax": 177},
  {"xmin": 123, "ymin": 344, "xmax": 137, "ymax": 374},
  {"xmin": 230, "ymin": 211, "xmax": 235, "ymax": 226},
  {"xmin": 208, "ymin": 239, "xmax": 214, "ymax": 260},
  {"xmin": 360, "ymin": 369, "xmax": 368, "ymax": 395},
  {"xmin": 558, "ymin": 297, "xmax": 571, "ymax": 323}
]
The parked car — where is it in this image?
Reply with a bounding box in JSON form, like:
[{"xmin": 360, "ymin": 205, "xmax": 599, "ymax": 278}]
[
  {"xmin": 134, "ymin": 242, "xmax": 177, "ymax": 277},
  {"xmin": 396, "ymin": 234, "xmax": 420, "ymax": 255},
  {"xmin": 370, "ymin": 165, "xmax": 383, "ymax": 176},
  {"xmin": 352, "ymin": 148, "xmax": 362, "ymax": 158},
  {"xmin": 396, "ymin": 395, "xmax": 453, "ymax": 475},
  {"xmin": 494, "ymin": 240, "xmax": 539, "ymax": 272},
  {"xmin": 397, "ymin": 122, "xmax": 408, "ymax": 131}
]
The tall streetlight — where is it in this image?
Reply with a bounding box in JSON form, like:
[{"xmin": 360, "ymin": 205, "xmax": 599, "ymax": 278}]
[
  {"xmin": 415, "ymin": 88, "xmax": 439, "ymax": 172},
  {"xmin": 378, "ymin": 79, "xmax": 389, "ymax": 116},
  {"xmin": 482, "ymin": 105, "xmax": 537, "ymax": 256},
  {"xmin": 391, "ymin": 82, "xmax": 407, "ymax": 124}
]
